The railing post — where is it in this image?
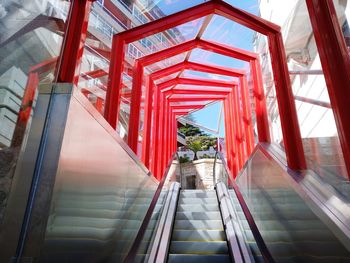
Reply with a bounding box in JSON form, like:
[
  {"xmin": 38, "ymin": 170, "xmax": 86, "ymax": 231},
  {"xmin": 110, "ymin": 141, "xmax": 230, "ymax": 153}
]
[{"xmin": 306, "ymin": 0, "xmax": 350, "ymax": 178}]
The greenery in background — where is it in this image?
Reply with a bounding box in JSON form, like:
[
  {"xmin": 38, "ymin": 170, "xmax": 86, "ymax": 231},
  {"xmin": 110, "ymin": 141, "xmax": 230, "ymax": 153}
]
[
  {"xmin": 178, "ymin": 123, "xmax": 217, "ymax": 160},
  {"xmin": 187, "ymin": 136, "xmax": 217, "ymax": 153},
  {"xmin": 178, "ymin": 124, "xmax": 205, "ymax": 137},
  {"xmin": 179, "ymin": 156, "xmax": 190, "ymax": 163}
]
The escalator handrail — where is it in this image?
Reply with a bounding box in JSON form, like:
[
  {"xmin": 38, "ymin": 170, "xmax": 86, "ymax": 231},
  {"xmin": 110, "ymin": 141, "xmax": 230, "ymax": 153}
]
[
  {"xmin": 214, "ymin": 151, "xmax": 275, "ymax": 263},
  {"xmin": 123, "ymin": 153, "xmax": 179, "ymax": 263}
]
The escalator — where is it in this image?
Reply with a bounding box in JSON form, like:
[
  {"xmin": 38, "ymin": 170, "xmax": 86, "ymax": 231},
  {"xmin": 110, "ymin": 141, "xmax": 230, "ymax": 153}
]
[
  {"xmin": 168, "ymin": 190, "xmax": 230, "ymax": 263},
  {"xmin": 18, "ymin": 90, "xmax": 350, "ymax": 262},
  {"xmin": 141, "ymin": 150, "xmax": 350, "ymax": 263}
]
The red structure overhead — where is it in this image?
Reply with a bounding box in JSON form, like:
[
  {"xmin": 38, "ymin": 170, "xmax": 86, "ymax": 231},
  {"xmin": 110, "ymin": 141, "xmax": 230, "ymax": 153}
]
[
  {"xmin": 104, "ymin": 0, "xmax": 315, "ymax": 177},
  {"xmin": 29, "ymin": 0, "xmax": 349, "ymax": 179}
]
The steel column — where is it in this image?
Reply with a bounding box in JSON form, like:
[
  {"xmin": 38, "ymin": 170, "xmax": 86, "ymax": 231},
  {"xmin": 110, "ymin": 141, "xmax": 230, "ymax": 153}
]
[
  {"xmin": 250, "ymin": 59, "xmax": 271, "ymax": 143},
  {"xmin": 240, "ymin": 76, "xmax": 255, "ymax": 156},
  {"xmin": 232, "ymin": 87, "xmax": 245, "ymax": 168},
  {"xmin": 268, "ymin": 32, "xmax": 307, "ymax": 170},
  {"xmin": 57, "ymin": 0, "xmax": 93, "ymax": 84},
  {"xmin": 128, "ymin": 61, "xmax": 143, "ymax": 152},
  {"xmin": 104, "ymin": 35, "xmax": 125, "ymax": 128},
  {"xmin": 142, "ymin": 76, "xmax": 153, "ymax": 168}
]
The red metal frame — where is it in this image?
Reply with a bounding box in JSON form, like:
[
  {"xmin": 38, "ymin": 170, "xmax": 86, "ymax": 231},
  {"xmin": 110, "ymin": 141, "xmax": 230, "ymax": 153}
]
[
  {"xmin": 141, "ymin": 75, "xmax": 238, "ymax": 166},
  {"xmin": 57, "ymin": 0, "xmax": 94, "ymax": 84},
  {"xmin": 306, "ymin": 0, "xmax": 350, "ymax": 178},
  {"xmin": 150, "ymin": 87, "xmax": 233, "ymax": 177},
  {"xmin": 127, "ymin": 39, "xmax": 268, "ymax": 154},
  {"xmin": 106, "ymin": 0, "xmax": 306, "ymax": 176}
]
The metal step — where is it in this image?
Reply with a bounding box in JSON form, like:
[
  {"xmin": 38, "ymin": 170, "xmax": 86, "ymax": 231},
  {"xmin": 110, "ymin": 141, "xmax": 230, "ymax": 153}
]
[
  {"xmin": 178, "ymin": 198, "xmax": 218, "ymax": 204},
  {"xmin": 175, "ymin": 211, "xmax": 222, "ymax": 220},
  {"xmin": 176, "ymin": 204, "xmax": 220, "ymax": 212},
  {"xmin": 173, "ymin": 220, "xmax": 224, "ymax": 230},
  {"xmin": 171, "ymin": 230, "xmax": 226, "ymax": 242},
  {"xmin": 180, "ymin": 190, "xmax": 217, "ymax": 198},
  {"xmin": 168, "ymin": 254, "xmax": 231, "ymax": 263},
  {"xmin": 169, "ymin": 241, "xmax": 229, "ymax": 254}
]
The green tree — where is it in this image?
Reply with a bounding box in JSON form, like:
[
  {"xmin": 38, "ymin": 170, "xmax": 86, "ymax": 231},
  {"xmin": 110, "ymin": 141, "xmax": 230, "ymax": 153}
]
[
  {"xmin": 179, "ymin": 124, "xmax": 206, "ymax": 137},
  {"xmin": 186, "ymin": 136, "xmax": 217, "ymax": 159}
]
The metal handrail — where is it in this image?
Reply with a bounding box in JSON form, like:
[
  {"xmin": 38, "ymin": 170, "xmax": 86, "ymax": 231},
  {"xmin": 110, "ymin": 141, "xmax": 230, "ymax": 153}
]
[
  {"xmin": 123, "ymin": 153, "xmax": 178, "ymax": 263},
  {"xmin": 213, "ymin": 151, "xmax": 275, "ymax": 263},
  {"xmin": 147, "ymin": 182, "xmax": 180, "ymax": 263}
]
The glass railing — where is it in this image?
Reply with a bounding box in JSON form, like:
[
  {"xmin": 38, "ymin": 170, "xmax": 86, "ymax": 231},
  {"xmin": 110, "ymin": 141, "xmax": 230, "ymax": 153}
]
[
  {"xmin": 34, "ymin": 89, "xmax": 166, "ymax": 262},
  {"xmin": 215, "ymin": 147, "xmax": 350, "ymax": 262},
  {"xmin": 0, "ymin": 1, "xmax": 71, "ymax": 261}
]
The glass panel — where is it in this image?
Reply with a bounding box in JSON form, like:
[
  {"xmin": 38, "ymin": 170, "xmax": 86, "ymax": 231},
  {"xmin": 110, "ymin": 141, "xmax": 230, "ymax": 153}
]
[
  {"xmin": 202, "ymin": 15, "xmax": 256, "ymax": 50},
  {"xmin": 253, "ymin": 33, "xmax": 284, "ymax": 148},
  {"xmin": 215, "ymin": 148, "xmax": 350, "ymax": 261},
  {"xmin": 258, "ymin": 0, "xmax": 348, "ymax": 180},
  {"xmin": 0, "ymin": 0, "xmax": 71, "ymax": 255},
  {"xmin": 334, "ymin": 1, "xmax": 350, "ymax": 50},
  {"xmin": 236, "ymin": 149, "xmax": 350, "ymax": 261},
  {"xmin": 130, "ymin": 18, "xmax": 204, "ymax": 57},
  {"xmin": 40, "ymin": 90, "xmax": 160, "ymax": 262},
  {"xmin": 182, "ymin": 70, "xmax": 235, "ymax": 82}
]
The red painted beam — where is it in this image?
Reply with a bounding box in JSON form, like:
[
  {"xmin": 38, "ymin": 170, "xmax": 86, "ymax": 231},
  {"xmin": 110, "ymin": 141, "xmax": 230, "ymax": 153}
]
[
  {"xmin": 151, "ymin": 61, "xmax": 246, "ymax": 80},
  {"xmin": 57, "ymin": 0, "xmax": 93, "ymax": 84},
  {"xmin": 157, "ymin": 77, "xmax": 238, "ymax": 90},
  {"xmin": 127, "ymin": 39, "xmax": 266, "ymax": 153},
  {"xmin": 118, "ymin": 0, "xmax": 278, "ymax": 43}
]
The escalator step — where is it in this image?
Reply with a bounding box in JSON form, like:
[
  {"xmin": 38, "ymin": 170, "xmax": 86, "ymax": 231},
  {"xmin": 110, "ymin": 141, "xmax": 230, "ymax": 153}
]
[
  {"xmin": 180, "ymin": 191, "xmax": 217, "ymax": 198},
  {"xmin": 168, "ymin": 254, "xmax": 230, "ymax": 263},
  {"xmin": 178, "ymin": 198, "xmax": 218, "ymax": 204},
  {"xmin": 177, "ymin": 204, "xmax": 220, "ymax": 212},
  {"xmin": 173, "ymin": 220, "xmax": 224, "ymax": 230},
  {"xmin": 172, "ymin": 230, "xmax": 226, "ymax": 242},
  {"xmin": 175, "ymin": 211, "xmax": 221, "ymax": 220},
  {"xmin": 169, "ymin": 241, "xmax": 228, "ymax": 254}
]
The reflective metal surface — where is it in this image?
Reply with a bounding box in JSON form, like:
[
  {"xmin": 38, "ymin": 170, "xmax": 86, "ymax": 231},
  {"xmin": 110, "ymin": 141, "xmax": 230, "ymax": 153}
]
[
  {"xmin": 39, "ymin": 89, "xmax": 160, "ymax": 262},
  {"xmin": 236, "ymin": 148, "xmax": 350, "ymax": 262}
]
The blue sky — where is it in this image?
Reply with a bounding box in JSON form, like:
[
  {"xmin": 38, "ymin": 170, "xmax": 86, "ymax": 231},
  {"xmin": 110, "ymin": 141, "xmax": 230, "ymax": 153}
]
[{"xmin": 154, "ymin": 0, "xmax": 259, "ymax": 137}]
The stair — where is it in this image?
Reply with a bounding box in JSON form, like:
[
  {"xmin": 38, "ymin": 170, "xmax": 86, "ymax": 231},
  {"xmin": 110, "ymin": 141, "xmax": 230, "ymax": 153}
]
[
  {"xmin": 168, "ymin": 190, "xmax": 231, "ymax": 263},
  {"xmin": 229, "ymin": 189, "xmax": 350, "ymax": 262}
]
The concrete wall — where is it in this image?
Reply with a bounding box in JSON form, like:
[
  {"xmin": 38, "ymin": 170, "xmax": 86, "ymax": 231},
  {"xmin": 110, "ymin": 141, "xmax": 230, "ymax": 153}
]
[{"xmin": 176, "ymin": 159, "xmax": 224, "ymax": 190}]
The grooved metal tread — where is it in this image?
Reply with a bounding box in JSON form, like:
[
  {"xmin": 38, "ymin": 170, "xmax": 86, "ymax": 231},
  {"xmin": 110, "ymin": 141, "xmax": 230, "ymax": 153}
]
[{"xmin": 168, "ymin": 190, "xmax": 230, "ymax": 262}]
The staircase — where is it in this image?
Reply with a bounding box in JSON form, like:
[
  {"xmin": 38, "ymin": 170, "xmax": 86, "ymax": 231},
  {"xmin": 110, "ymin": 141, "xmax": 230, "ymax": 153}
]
[
  {"xmin": 168, "ymin": 190, "xmax": 230, "ymax": 263},
  {"xmin": 229, "ymin": 189, "xmax": 350, "ymax": 262}
]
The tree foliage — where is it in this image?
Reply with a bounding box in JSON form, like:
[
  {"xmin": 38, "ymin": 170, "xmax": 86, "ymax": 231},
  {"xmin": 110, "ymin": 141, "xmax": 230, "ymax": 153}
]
[
  {"xmin": 179, "ymin": 124, "xmax": 206, "ymax": 137},
  {"xmin": 186, "ymin": 136, "xmax": 217, "ymax": 153}
]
